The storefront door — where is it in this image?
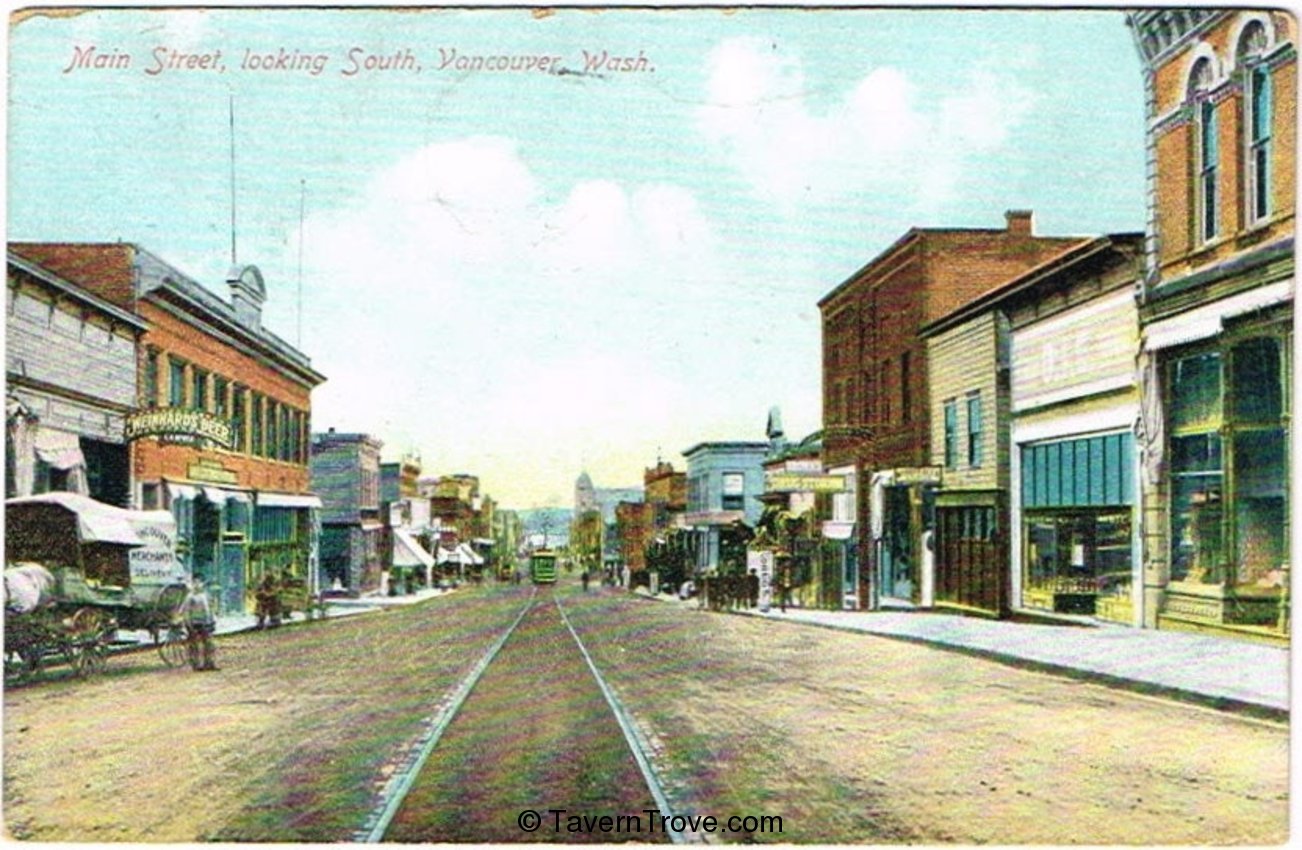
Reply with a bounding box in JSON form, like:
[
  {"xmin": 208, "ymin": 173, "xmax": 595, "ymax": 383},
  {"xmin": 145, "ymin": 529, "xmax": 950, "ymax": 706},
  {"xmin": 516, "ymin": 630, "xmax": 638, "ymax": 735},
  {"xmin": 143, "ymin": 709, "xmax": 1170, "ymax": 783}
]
[
  {"xmin": 220, "ymin": 541, "xmax": 246, "ymax": 616},
  {"xmin": 880, "ymin": 486, "xmax": 914, "ymax": 601},
  {"xmin": 192, "ymin": 498, "xmax": 221, "ymax": 586}
]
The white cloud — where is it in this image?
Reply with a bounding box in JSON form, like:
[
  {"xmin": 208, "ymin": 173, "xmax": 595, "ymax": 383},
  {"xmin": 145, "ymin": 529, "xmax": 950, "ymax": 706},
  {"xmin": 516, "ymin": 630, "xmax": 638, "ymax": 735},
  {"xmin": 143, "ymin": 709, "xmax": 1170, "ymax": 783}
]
[
  {"xmin": 697, "ymin": 37, "xmax": 1037, "ymax": 212},
  {"xmin": 277, "ymin": 135, "xmax": 770, "ymax": 507}
]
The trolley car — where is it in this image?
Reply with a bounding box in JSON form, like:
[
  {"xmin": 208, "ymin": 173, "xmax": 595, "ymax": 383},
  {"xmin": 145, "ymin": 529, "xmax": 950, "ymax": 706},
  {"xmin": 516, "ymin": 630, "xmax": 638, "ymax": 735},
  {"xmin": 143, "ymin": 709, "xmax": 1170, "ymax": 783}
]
[{"xmin": 529, "ymin": 549, "xmax": 558, "ymax": 584}]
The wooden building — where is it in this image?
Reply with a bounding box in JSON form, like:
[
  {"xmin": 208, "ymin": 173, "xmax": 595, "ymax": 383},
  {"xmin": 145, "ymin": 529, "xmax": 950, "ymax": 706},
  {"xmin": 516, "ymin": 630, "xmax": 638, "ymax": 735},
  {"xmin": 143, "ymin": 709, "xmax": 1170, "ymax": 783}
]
[
  {"xmin": 7, "ymin": 249, "xmax": 148, "ymax": 506},
  {"xmin": 922, "ymin": 235, "xmax": 1144, "ymax": 620}
]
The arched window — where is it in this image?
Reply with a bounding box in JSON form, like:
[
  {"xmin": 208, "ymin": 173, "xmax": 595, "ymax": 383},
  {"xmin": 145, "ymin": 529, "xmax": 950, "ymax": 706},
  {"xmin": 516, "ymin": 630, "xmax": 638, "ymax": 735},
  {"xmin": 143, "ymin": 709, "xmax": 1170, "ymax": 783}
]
[
  {"xmin": 1238, "ymin": 21, "xmax": 1272, "ymax": 223},
  {"xmin": 1188, "ymin": 58, "xmax": 1218, "ymax": 243}
]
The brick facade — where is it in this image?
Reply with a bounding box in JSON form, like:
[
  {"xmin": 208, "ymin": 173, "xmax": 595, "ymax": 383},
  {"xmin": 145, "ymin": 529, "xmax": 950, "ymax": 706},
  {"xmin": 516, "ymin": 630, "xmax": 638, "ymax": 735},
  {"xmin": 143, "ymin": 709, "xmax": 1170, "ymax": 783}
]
[{"xmin": 819, "ymin": 212, "xmax": 1085, "ymax": 608}]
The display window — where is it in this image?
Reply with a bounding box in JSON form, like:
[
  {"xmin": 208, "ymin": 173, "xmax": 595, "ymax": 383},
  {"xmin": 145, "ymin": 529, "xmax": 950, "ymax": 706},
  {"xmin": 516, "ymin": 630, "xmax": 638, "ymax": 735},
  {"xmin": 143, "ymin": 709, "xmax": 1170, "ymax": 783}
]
[
  {"xmin": 1019, "ymin": 432, "xmax": 1134, "ymax": 619},
  {"xmin": 1023, "ymin": 510, "xmax": 1132, "ymax": 616},
  {"xmin": 1167, "ymin": 333, "xmax": 1290, "ymax": 591}
]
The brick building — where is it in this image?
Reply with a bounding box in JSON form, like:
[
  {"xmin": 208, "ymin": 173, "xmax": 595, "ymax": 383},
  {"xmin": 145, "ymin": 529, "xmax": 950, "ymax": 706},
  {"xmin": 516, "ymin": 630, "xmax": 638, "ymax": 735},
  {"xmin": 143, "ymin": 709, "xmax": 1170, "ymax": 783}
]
[
  {"xmin": 818, "ymin": 212, "xmax": 1084, "ymax": 609},
  {"xmin": 10, "ymin": 243, "xmax": 327, "ymax": 615},
  {"xmin": 1127, "ymin": 10, "xmax": 1294, "ymax": 643}
]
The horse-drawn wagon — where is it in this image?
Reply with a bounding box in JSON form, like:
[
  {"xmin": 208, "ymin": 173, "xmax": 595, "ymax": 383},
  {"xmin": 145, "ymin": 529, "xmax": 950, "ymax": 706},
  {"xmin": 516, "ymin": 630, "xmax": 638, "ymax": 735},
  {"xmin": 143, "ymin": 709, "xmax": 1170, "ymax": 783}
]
[{"xmin": 4, "ymin": 492, "xmax": 192, "ymax": 681}]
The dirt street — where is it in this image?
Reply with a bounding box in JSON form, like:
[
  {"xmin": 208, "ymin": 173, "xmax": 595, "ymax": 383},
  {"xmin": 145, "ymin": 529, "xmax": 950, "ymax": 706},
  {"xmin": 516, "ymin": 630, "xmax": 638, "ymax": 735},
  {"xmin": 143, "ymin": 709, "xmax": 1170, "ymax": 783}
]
[
  {"xmin": 560, "ymin": 590, "xmax": 1289, "ymax": 845},
  {"xmin": 3, "ymin": 581, "xmax": 1289, "ymax": 844},
  {"xmin": 386, "ymin": 598, "xmax": 664, "ymax": 842},
  {"xmin": 3, "ymin": 587, "xmax": 532, "ymax": 842}
]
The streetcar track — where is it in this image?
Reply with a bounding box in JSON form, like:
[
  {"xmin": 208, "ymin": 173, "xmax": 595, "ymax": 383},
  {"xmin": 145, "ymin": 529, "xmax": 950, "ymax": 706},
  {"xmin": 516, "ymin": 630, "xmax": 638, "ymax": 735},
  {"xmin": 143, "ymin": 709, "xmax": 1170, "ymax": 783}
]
[
  {"xmin": 357, "ymin": 587, "xmax": 537, "ymax": 843},
  {"xmin": 554, "ymin": 592, "xmax": 693, "ymax": 845}
]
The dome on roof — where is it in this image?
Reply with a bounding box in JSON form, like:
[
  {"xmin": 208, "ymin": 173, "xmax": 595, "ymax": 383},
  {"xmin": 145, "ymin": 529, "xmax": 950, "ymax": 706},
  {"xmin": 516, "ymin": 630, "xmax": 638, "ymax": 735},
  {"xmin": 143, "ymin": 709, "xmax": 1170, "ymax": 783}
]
[{"xmin": 576, "ymin": 471, "xmax": 593, "ymax": 488}]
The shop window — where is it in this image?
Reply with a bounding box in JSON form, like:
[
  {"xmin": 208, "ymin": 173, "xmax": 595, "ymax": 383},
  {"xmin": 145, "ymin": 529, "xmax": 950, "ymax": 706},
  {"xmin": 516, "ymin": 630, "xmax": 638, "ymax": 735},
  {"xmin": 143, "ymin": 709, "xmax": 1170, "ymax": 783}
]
[
  {"xmin": 943, "ymin": 400, "xmax": 958, "ymax": 469},
  {"xmin": 1167, "ymin": 336, "xmax": 1288, "ymax": 589},
  {"xmin": 1232, "ymin": 428, "xmax": 1285, "ymax": 586},
  {"xmin": 1023, "ymin": 511, "xmax": 1132, "ymax": 615},
  {"xmin": 1169, "ymin": 350, "xmax": 1221, "ymax": 429},
  {"xmin": 966, "ymin": 393, "xmax": 982, "ymax": 468},
  {"xmin": 1230, "ymin": 337, "xmax": 1281, "ymax": 421},
  {"xmin": 1170, "ymin": 434, "xmax": 1224, "ymax": 583}
]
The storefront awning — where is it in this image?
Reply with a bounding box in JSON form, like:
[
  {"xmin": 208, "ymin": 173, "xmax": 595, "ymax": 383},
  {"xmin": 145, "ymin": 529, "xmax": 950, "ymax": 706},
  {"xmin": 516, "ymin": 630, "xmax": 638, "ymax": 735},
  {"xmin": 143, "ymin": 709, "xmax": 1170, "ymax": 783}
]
[
  {"xmin": 1143, "ymin": 281, "xmax": 1292, "ymax": 351},
  {"xmin": 33, "ymin": 427, "xmax": 85, "ymax": 471},
  {"xmin": 166, "ymin": 482, "xmax": 198, "ymax": 501},
  {"xmin": 821, "ymin": 521, "xmax": 856, "ymax": 541},
  {"xmin": 393, "ymin": 528, "xmax": 435, "ymax": 569},
  {"xmin": 257, "ymin": 492, "xmax": 324, "ymax": 509}
]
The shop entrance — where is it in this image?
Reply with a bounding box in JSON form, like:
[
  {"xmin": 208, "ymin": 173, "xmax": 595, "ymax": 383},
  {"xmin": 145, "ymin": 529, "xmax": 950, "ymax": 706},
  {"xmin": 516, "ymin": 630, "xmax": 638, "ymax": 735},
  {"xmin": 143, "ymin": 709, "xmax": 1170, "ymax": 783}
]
[{"xmin": 880, "ymin": 486, "xmax": 914, "ymax": 601}]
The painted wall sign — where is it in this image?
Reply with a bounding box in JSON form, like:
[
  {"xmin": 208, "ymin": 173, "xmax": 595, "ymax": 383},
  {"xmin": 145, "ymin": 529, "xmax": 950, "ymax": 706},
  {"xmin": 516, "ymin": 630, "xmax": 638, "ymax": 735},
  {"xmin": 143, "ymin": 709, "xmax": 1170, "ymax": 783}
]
[{"xmin": 187, "ymin": 459, "xmax": 239, "ymax": 485}]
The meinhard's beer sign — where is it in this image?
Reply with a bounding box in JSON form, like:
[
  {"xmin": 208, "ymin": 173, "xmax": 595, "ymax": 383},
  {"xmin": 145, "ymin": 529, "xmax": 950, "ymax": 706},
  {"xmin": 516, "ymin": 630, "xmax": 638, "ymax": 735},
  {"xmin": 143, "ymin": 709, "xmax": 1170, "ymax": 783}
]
[
  {"xmin": 125, "ymin": 408, "xmax": 233, "ymax": 449},
  {"xmin": 765, "ymin": 473, "xmax": 846, "ymax": 493}
]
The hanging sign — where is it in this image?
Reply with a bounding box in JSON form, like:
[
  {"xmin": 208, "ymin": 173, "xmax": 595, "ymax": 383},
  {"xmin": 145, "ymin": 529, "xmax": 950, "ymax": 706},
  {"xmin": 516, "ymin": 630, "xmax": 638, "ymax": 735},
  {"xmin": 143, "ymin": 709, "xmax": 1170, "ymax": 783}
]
[{"xmin": 126, "ymin": 408, "xmax": 233, "ymax": 449}]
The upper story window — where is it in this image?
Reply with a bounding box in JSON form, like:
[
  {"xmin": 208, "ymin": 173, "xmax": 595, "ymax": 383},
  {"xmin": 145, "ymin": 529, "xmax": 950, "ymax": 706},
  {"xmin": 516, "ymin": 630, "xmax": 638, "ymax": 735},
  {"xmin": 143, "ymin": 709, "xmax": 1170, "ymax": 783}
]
[
  {"xmin": 168, "ymin": 358, "xmax": 186, "ymax": 407},
  {"xmin": 144, "ymin": 349, "xmax": 160, "ymax": 407},
  {"xmin": 721, "ymin": 472, "xmax": 746, "ymax": 511},
  {"xmin": 1239, "ymin": 21, "xmax": 1273, "ymax": 224},
  {"xmin": 1189, "ymin": 58, "xmax": 1218, "ymax": 244},
  {"xmin": 191, "ymin": 368, "xmax": 209, "ymax": 412},
  {"xmin": 231, "ymin": 386, "xmax": 246, "ymax": 454},
  {"xmin": 943, "ymin": 399, "xmax": 958, "ymax": 470},
  {"xmin": 966, "ymin": 392, "xmax": 983, "ymax": 468}
]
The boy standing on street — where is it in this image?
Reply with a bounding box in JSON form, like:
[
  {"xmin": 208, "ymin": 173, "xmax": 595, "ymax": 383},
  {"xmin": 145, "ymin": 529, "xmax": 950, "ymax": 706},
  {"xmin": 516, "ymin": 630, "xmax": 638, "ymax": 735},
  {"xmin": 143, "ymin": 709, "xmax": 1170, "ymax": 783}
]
[{"xmin": 185, "ymin": 578, "xmax": 219, "ymax": 671}]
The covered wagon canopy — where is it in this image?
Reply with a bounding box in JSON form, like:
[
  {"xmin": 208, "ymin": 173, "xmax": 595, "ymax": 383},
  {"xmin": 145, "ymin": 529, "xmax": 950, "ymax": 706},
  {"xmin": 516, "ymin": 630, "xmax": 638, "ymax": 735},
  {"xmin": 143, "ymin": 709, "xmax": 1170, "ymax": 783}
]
[{"xmin": 6, "ymin": 492, "xmax": 182, "ymax": 588}]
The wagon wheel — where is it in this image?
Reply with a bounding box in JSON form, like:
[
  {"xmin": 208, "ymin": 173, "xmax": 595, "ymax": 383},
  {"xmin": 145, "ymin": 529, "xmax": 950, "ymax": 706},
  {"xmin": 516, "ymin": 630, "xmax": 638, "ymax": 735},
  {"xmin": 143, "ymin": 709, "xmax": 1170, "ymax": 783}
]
[{"xmin": 66, "ymin": 608, "xmax": 115, "ymax": 678}]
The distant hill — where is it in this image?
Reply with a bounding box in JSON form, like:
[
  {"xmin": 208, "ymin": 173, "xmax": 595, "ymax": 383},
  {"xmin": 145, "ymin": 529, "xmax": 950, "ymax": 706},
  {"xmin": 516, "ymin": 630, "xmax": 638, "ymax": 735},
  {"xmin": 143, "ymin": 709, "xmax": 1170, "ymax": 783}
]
[{"xmin": 518, "ymin": 507, "xmax": 573, "ymax": 547}]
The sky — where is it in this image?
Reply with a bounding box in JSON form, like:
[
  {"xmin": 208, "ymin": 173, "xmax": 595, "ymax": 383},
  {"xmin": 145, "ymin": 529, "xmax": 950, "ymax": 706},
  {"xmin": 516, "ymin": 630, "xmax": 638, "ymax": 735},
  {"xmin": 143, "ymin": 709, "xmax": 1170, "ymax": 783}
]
[{"xmin": 6, "ymin": 5, "xmax": 1146, "ymax": 510}]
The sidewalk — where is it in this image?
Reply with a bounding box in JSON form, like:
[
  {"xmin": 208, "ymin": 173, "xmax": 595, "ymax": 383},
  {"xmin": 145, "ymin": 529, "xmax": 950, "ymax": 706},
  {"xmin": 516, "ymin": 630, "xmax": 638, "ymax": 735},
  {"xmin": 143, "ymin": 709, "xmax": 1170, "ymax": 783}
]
[
  {"xmin": 639, "ymin": 590, "xmax": 1289, "ymax": 718},
  {"xmin": 119, "ymin": 587, "xmax": 453, "ymax": 643}
]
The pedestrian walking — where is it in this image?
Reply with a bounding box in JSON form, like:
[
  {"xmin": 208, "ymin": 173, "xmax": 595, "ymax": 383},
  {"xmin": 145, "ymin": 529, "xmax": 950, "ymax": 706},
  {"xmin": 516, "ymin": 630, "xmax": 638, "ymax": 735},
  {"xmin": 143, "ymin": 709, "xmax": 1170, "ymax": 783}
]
[
  {"xmin": 581, "ymin": 569, "xmax": 590, "ymax": 592},
  {"xmin": 184, "ymin": 577, "xmax": 219, "ymax": 671}
]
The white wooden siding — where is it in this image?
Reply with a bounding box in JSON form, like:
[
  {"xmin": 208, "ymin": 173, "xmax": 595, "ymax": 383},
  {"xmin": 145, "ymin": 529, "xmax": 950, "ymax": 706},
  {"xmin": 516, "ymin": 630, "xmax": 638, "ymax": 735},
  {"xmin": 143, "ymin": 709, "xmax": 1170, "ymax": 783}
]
[{"xmin": 1011, "ymin": 289, "xmax": 1139, "ymax": 412}]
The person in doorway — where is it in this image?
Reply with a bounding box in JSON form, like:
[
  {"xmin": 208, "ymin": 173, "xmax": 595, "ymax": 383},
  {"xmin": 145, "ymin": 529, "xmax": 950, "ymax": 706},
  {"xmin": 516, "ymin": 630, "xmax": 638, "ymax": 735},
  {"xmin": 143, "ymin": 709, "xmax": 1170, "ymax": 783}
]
[{"xmin": 184, "ymin": 578, "xmax": 218, "ymax": 671}]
